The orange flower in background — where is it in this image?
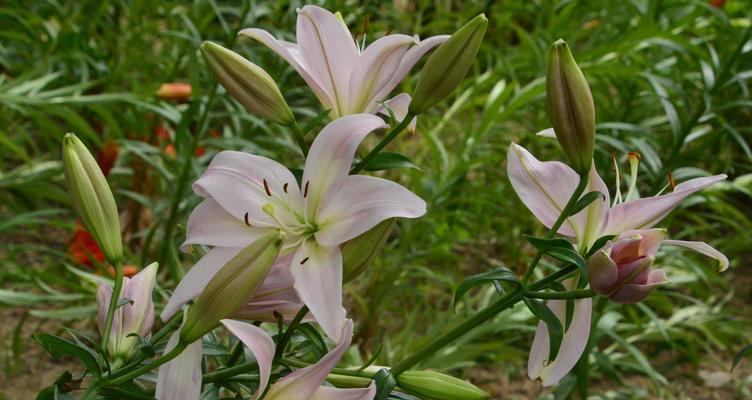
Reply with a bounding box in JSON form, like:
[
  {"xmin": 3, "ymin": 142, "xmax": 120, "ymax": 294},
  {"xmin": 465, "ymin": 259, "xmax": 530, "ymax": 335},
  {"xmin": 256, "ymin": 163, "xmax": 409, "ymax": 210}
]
[
  {"xmin": 155, "ymin": 83, "xmax": 192, "ymax": 101},
  {"xmin": 107, "ymin": 265, "xmax": 140, "ymax": 278},
  {"xmin": 709, "ymin": 0, "xmax": 725, "ymax": 7},
  {"xmin": 69, "ymin": 222, "xmax": 106, "ymax": 267},
  {"xmin": 97, "ymin": 139, "xmax": 120, "ymax": 177}
]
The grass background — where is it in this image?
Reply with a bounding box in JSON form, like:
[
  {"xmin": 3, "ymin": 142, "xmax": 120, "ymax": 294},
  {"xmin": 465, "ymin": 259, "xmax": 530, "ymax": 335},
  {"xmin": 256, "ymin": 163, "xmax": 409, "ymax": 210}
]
[{"xmin": 0, "ymin": 0, "xmax": 750, "ymax": 398}]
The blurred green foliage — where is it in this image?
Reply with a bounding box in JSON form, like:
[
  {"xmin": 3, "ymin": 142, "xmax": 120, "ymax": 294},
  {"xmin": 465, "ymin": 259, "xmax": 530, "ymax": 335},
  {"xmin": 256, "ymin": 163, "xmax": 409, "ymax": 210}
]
[{"xmin": 0, "ymin": 0, "xmax": 750, "ymax": 398}]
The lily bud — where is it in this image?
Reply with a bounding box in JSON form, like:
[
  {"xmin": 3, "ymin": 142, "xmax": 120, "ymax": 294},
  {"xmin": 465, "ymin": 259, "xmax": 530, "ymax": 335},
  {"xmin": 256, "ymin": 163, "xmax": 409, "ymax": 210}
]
[
  {"xmin": 397, "ymin": 370, "xmax": 489, "ymax": 400},
  {"xmin": 546, "ymin": 39, "xmax": 595, "ymax": 175},
  {"xmin": 62, "ymin": 133, "xmax": 123, "ymax": 265},
  {"xmin": 342, "ymin": 219, "xmax": 395, "ymax": 282},
  {"xmin": 97, "ymin": 262, "xmax": 158, "ymax": 358},
  {"xmin": 588, "ymin": 229, "xmax": 669, "ymax": 304},
  {"xmin": 410, "ymin": 14, "xmax": 487, "ymax": 114},
  {"xmin": 201, "ymin": 41, "xmax": 294, "ymax": 125},
  {"xmin": 180, "ymin": 232, "xmax": 283, "ymax": 343}
]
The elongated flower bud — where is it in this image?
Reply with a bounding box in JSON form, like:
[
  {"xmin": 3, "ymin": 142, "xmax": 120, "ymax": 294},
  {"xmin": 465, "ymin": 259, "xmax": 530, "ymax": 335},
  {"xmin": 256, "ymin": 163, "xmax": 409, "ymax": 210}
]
[
  {"xmin": 398, "ymin": 370, "xmax": 489, "ymax": 400},
  {"xmin": 546, "ymin": 39, "xmax": 595, "ymax": 174},
  {"xmin": 201, "ymin": 41, "xmax": 294, "ymax": 125},
  {"xmin": 588, "ymin": 229, "xmax": 669, "ymax": 304},
  {"xmin": 180, "ymin": 232, "xmax": 283, "ymax": 343},
  {"xmin": 97, "ymin": 263, "xmax": 158, "ymax": 358},
  {"xmin": 62, "ymin": 133, "xmax": 122, "ymax": 265},
  {"xmin": 342, "ymin": 219, "xmax": 395, "ymax": 282},
  {"xmin": 409, "ymin": 14, "xmax": 487, "ymax": 114}
]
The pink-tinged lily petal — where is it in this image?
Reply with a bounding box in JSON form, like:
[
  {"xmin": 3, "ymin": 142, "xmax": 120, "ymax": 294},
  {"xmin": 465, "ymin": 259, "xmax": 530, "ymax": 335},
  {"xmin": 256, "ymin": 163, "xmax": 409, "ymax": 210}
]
[
  {"xmin": 291, "ymin": 241, "xmax": 346, "ymax": 342},
  {"xmin": 121, "ymin": 262, "xmax": 158, "ymax": 338},
  {"xmin": 221, "ymin": 320, "xmax": 275, "ymax": 400},
  {"xmin": 619, "ymin": 229, "xmax": 666, "ymax": 259},
  {"xmin": 309, "ymin": 385, "xmax": 376, "ymax": 400},
  {"xmin": 605, "ymin": 174, "xmax": 727, "ymax": 234},
  {"xmin": 528, "ymin": 298, "xmax": 592, "ymax": 387},
  {"xmin": 235, "ymin": 255, "xmax": 313, "ymax": 323},
  {"xmin": 182, "ymin": 198, "xmax": 269, "ymax": 252},
  {"xmin": 265, "ymin": 320, "xmax": 354, "ymax": 399},
  {"xmin": 314, "ymin": 175, "xmax": 426, "ymax": 246},
  {"xmin": 156, "ymin": 330, "xmax": 203, "ymax": 400},
  {"xmin": 96, "ymin": 284, "xmax": 112, "ymax": 335},
  {"xmin": 376, "ymin": 35, "xmax": 449, "ymax": 103},
  {"xmin": 161, "ymin": 247, "xmax": 239, "ymax": 321},
  {"xmin": 587, "ymin": 246, "xmax": 619, "ymax": 294},
  {"xmin": 348, "ymin": 34, "xmax": 416, "ymax": 113},
  {"xmin": 374, "ymin": 94, "xmax": 417, "ymax": 132},
  {"xmin": 609, "ymin": 269, "xmax": 668, "ymax": 304},
  {"xmin": 536, "ymin": 128, "xmax": 556, "ymax": 138},
  {"xmin": 507, "ymin": 143, "xmax": 581, "ymax": 237},
  {"xmin": 571, "ymin": 166, "xmax": 611, "ymax": 247},
  {"xmin": 239, "ymin": 28, "xmax": 335, "ymax": 110},
  {"xmin": 296, "ymin": 5, "xmax": 359, "ymax": 116},
  {"xmin": 663, "ymin": 239, "xmax": 729, "ymax": 271},
  {"xmin": 302, "ymin": 114, "xmax": 387, "ymax": 216},
  {"xmin": 193, "ymin": 151, "xmax": 304, "ymax": 226}
]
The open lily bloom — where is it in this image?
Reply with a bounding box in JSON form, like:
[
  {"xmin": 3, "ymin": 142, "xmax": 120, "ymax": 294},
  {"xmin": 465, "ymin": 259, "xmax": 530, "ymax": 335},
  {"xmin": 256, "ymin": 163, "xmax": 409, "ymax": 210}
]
[
  {"xmin": 223, "ymin": 319, "xmax": 374, "ymax": 400},
  {"xmin": 507, "ymin": 142, "xmax": 728, "ymax": 269},
  {"xmin": 528, "ymin": 296, "xmax": 592, "ymax": 387},
  {"xmin": 239, "ymin": 5, "xmax": 448, "ymax": 118},
  {"xmin": 164, "ymin": 114, "xmax": 426, "ymax": 341},
  {"xmin": 97, "ymin": 262, "xmax": 157, "ymax": 358}
]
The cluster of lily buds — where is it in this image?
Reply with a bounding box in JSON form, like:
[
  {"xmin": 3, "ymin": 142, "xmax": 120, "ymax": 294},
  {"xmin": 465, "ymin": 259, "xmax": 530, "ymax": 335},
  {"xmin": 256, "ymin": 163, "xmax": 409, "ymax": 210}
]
[
  {"xmin": 96, "ymin": 262, "xmax": 158, "ymax": 359},
  {"xmin": 62, "ymin": 133, "xmax": 123, "ymax": 265}
]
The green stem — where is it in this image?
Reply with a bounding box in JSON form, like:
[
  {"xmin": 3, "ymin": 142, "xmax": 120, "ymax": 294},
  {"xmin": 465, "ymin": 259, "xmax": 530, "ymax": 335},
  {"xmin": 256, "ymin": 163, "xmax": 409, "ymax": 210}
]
[
  {"xmin": 389, "ymin": 263, "xmax": 582, "ymax": 376},
  {"xmin": 524, "ymin": 288, "xmax": 595, "ymax": 300},
  {"xmin": 102, "ymin": 262, "xmax": 124, "ymax": 352},
  {"xmin": 274, "ymin": 305, "xmax": 308, "ymax": 361},
  {"xmin": 108, "ymin": 341, "xmax": 187, "ymax": 385},
  {"xmin": 290, "ymin": 120, "xmax": 309, "ymax": 156},
  {"xmin": 150, "ymin": 312, "xmax": 183, "ymax": 345},
  {"xmin": 350, "ymin": 113, "xmax": 415, "ymax": 174},
  {"xmin": 203, "ymin": 361, "xmax": 260, "ymax": 383},
  {"xmin": 282, "ymin": 358, "xmax": 375, "ymax": 379},
  {"xmin": 521, "ymin": 173, "xmax": 589, "ymax": 284}
]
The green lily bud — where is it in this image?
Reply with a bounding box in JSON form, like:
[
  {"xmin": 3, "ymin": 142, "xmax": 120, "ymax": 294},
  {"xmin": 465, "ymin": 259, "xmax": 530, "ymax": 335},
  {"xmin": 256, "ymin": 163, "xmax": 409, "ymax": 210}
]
[
  {"xmin": 410, "ymin": 14, "xmax": 487, "ymax": 114},
  {"xmin": 180, "ymin": 232, "xmax": 283, "ymax": 343},
  {"xmin": 546, "ymin": 39, "xmax": 595, "ymax": 175},
  {"xmin": 342, "ymin": 219, "xmax": 395, "ymax": 283},
  {"xmin": 398, "ymin": 370, "xmax": 489, "ymax": 400},
  {"xmin": 201, "ymin": 41, "xmax": 294, "ymax": 125},
  {"xmin": 62, "ymin": 133, "xmax": 122, "ymax": 265}
]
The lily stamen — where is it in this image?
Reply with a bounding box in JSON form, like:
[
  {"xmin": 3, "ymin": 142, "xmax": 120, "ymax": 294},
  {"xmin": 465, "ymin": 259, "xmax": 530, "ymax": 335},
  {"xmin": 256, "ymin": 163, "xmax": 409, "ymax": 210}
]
[
  {"xmin": 263, "ymin": 178, "xmax": 272, "ymax": 196},
  {"xmin": 244, "ymin": 212, "xmax": 252, "ymax": 227},
  {"xmin": 300, "ymin": 257, "xmax": 309, "ymax": 265}
]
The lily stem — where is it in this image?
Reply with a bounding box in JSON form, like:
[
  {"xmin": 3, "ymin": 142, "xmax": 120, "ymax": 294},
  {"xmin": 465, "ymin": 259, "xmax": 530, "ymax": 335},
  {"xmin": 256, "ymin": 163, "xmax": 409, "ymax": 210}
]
[
  {"xmin": 389, "ymin": 263, "xmax": 579, "ymax": 376},
  {"xmin": 274, "ymin": 305, "xmax": 308, "ymax": 362},
  {"xmin": 108, "ymin": 341, "xmax": 187, "ymax": 385},
  {"xmin": 101, "ymin": 262, "xmax": 124, "ymax": 352},
  {"xmin": 524, "ymin": 288, "xmax": 595, "ymax": 299},
  {"xmin": 521, "ymin": 172, "xmax": 589, "ymax": 284},
  {"xmin": 351, "ymin": 113, "xmax": 415, "ymax": 174}
]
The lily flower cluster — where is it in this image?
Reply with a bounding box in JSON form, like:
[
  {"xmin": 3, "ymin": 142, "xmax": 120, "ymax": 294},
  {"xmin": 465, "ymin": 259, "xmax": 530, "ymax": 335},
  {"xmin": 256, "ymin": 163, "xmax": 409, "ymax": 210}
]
[{"xmin": 508, "ymin": 40, "xmax": 728, "ymax": 387}]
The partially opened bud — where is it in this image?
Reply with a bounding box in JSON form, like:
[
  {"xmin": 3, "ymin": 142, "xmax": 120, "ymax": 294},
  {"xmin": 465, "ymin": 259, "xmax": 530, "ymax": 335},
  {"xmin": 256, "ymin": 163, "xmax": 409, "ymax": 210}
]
[
  {"xmin": 97, "ymin": 262, "xmax": 158, "ymax": 358},
  {"xmin": 588, "ymin": 229, "xmax": 669, "ymax": 304},
  {"xmin": 409, "ymin": 14, "xmax": 487, "ymax": 114},
  {"xmin": 62, "ymin": 133, "xmax": 122, "ymax": 265},
  {"xmin": 201, "ymin": 41, "xmax": 294, "ymax": 125},
  {"xmin": 180, "ymin": 232, "xmax": 283, "ymax": 343},
  {"xmin": 398, "ymin": 370, "xmax": 489, "ymax": 400},
  {"xmin": 155, "ymin": 83, "xmax": 192, "ymax": 101},
  {"xmin": 546, "ymin": 39, "xmax": 595, "ymax": 174},
  {"xmin": 342, "ymin": 219, "xmax": 395, "ymax": 282}
]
